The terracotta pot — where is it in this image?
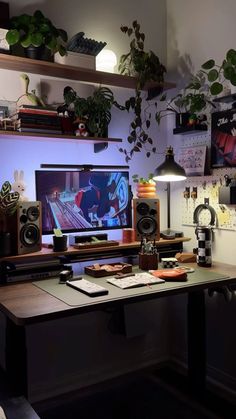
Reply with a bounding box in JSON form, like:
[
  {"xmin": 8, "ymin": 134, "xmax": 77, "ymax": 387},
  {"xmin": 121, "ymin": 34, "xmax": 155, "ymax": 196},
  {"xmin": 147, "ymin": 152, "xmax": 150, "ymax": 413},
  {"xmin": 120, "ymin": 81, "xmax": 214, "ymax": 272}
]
[{"xmin": 136, "ymin": 182, "xmax": 156, "ymax": 198}]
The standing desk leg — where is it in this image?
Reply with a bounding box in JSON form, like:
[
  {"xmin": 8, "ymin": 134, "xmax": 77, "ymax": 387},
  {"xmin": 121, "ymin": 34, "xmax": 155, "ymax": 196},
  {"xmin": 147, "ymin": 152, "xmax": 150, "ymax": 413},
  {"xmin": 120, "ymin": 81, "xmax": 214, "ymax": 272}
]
[
  {"xmin": 5, "ymin": 318, "xmax": 28, "ymax": 397},
  {"xmin": 187, "ymin": 290, "xmax": 206, "ymax": 398}
]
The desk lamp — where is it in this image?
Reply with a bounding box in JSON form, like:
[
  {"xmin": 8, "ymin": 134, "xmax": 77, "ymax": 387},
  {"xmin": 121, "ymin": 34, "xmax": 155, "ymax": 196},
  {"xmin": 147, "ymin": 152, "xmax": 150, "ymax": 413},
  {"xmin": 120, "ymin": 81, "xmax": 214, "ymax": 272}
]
[{"xmin": 153, "ymin": 146, "xmax": 186, "ymax": 239}]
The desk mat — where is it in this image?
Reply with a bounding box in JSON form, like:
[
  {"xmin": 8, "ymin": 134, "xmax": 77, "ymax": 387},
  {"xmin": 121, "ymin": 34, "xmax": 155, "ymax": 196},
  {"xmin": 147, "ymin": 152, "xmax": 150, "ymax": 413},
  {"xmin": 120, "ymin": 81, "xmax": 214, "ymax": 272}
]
[{"xmin": 32, "ymin": 268, "xmax": 230, "ymax": 307}]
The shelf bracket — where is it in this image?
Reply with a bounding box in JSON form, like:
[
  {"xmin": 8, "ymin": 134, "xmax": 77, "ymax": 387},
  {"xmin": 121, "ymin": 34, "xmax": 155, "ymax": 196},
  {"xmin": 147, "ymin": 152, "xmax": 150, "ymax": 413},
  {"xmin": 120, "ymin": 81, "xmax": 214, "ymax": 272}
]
[{"xmin": 94, "ymin": 142, "xmax": 108, "ymax": 153}]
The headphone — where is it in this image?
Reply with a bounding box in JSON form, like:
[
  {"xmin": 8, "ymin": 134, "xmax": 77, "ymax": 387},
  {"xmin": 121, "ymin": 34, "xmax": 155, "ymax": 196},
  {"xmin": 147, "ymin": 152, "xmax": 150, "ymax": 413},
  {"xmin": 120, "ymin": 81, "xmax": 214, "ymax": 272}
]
[{"xmin": 193, "ymin": 203, "xmax": 216, "ymax": 226}]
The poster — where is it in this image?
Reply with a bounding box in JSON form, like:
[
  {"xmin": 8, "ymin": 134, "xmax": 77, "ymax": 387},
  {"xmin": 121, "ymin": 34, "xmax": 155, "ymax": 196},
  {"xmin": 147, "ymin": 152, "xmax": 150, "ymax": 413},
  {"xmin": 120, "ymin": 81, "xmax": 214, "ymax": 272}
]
[
  {"xmin": 211, "ymin": 109, "xmax": 236, "ymax": 167},
  {"xmin": 178, "ymin": 145, "xmax": 207, "ymax": 176}
]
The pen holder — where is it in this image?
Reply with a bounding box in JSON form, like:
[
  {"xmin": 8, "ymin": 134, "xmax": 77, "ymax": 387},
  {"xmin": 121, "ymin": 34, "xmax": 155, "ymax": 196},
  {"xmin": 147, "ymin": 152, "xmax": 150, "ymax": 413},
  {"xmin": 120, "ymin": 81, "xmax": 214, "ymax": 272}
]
[
  {"xmin": 53, "ymin": 235, "xmax": 68, "ymax": 252},
  {"xmin": 139, "ymin": 253, "xmax": 159, "ymax": 270}
]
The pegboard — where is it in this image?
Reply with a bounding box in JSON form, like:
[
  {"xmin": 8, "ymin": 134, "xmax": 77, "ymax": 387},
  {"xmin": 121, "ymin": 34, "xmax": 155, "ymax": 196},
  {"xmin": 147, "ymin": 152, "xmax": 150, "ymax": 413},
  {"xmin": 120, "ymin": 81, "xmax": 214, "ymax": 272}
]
[{"xmin": 179, "ymin": 132, "xmax": 236, "ymax": 231}]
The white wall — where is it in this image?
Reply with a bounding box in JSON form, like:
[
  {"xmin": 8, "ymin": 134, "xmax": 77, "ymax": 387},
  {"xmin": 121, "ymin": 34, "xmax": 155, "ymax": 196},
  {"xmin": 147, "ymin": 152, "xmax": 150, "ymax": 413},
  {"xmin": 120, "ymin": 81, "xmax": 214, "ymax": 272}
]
[
  {"xmin": 167, "ymin": 0, "xmax": 236, "ymax": 264},
  {"xmin": 167, "ymin": 0, "xmax": 236, "ymax": 398}
]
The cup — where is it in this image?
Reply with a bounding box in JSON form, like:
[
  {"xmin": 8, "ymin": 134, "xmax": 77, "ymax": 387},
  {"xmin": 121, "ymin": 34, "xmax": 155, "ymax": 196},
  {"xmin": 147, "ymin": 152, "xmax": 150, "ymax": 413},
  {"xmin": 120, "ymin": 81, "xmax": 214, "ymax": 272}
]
[
  {"xmin": 139, "ymin": 253, "xmax": 159, "ymax": 270},
  {"xmin": 0, "ymin": 232, "xmax": 12, "ymax": 256},
  {"xmin": 53, "ymin": 235, "xmax": 68, "ymax": 252}
]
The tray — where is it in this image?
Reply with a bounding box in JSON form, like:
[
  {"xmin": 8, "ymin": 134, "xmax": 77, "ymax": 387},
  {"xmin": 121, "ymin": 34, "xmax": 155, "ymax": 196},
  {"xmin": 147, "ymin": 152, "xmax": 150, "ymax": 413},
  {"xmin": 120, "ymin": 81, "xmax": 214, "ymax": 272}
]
[{"xmin": 85, "ymin": 262, "xmax": 132, "ymax": 278}]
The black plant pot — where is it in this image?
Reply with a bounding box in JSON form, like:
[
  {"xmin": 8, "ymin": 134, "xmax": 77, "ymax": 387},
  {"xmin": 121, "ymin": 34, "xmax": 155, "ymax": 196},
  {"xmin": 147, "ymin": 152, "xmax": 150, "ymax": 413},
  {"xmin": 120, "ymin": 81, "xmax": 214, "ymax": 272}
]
[
  {"xmin": 24, "ymin": 46, "xmax": 53, "ymax": 62},
  {"xmin": 175, "ymin": 112, "xmax": 191, "ymax": 128}
]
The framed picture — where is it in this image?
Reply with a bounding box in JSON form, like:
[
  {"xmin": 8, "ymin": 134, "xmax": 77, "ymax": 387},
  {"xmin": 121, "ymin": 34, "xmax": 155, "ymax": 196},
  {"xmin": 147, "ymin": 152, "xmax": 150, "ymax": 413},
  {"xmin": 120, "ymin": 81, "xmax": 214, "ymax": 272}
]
[
  {"xmin": 0, "ymin": 105, "xmax": 9, "ymax": 119},
  {"xmin": 177, "ymin": 145, "xmax": 207, "ymax": 176},
  {"xmin": 211, "ymin": 109, "xmax": 236, "ymax": 167}
]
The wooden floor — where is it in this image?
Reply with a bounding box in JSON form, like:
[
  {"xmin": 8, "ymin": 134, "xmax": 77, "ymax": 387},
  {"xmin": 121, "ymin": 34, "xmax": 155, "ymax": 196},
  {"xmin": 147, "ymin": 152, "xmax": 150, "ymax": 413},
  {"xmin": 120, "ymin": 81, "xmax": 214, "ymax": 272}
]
[{"xmin": 33, "ymin": 368, "xmax": 236, "ymax": 419}]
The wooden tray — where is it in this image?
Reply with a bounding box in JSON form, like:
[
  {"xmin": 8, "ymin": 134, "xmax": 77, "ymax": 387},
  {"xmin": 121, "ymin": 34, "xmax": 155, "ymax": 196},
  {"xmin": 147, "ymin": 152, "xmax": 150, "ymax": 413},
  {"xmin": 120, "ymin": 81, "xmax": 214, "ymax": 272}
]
[{"xmin": 85, "ymin": 262, "xmax": 132, "ymax": 278}]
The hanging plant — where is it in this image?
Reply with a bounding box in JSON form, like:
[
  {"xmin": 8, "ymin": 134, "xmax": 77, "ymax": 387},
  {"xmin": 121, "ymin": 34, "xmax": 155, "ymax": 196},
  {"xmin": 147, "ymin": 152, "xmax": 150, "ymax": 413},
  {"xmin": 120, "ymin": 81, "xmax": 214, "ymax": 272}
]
[{"xmin": 118, "ymin": 20, "xmax": 166, "ymax": 162}]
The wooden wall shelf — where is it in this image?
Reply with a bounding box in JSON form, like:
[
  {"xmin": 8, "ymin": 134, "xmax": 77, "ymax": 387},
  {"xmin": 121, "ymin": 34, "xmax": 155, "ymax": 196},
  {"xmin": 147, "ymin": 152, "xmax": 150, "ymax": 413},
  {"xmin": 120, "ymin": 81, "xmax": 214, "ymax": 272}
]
[
  {"xmin": 0, "ymin": 53, "xmax": 176, "ymax": 92},
  {"xmin": 0, "ymin": 130, "xmax": 122, "ymax": 152}
]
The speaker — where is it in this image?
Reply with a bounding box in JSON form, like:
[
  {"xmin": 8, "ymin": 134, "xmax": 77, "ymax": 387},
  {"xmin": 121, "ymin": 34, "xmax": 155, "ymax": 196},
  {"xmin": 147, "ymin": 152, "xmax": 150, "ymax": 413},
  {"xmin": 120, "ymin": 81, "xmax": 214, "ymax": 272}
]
[
  {"xmin": 133, "ymin": 198, "xmax": 160, "ymax": 241},
  {"xmin": 5, "ymin": 201, "xmax": 42, "ymax": 255}
]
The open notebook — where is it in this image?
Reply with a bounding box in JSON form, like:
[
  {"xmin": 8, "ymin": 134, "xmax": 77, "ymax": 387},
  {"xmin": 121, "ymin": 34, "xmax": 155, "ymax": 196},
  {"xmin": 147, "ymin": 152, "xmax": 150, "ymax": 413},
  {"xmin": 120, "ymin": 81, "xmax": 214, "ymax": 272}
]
[{"xmin": 106, "ymin": 273, "xmax": 165, "ymax": 289}]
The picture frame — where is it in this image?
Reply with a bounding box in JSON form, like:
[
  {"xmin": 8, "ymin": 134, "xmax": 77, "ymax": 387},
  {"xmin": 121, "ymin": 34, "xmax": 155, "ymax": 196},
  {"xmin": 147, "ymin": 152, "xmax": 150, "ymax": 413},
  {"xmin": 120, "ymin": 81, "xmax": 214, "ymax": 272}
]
[
  {"xmin": 211, "ymin": 109, "xmax": 236, "ymax": 168},
  {"xmin": 177, "ymin": 144, "xmax": 208, "ymax": 177},
  {"xmin": 0, "ymin": 105, "xmax": 9, "ymax": 119}
]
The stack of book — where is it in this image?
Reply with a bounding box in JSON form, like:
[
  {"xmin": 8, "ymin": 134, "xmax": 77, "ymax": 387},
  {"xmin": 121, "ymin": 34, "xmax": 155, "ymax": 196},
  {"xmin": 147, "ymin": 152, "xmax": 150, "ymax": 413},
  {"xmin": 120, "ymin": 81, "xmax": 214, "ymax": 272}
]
[{"xmin": 13, "ymin": 106, "xmax": 62, "ymax": 135}]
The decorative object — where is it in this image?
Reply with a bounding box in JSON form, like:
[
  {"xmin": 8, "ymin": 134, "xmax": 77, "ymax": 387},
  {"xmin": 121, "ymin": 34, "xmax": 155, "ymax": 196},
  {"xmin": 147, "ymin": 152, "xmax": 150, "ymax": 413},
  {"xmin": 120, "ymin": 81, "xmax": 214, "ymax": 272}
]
[
  {"xmin": 153, "ymin": 146, "xmax": 186, "ymax": 240},
  {"xmin": 5, "ymin": 10, "xmax": 68, "ymax": 60},
  {"xmin": 73, "ymin": 117, "xmax": 89, "ymax": 136},
  {"xmin": 96, "ymin": 49, "xmax": 117, "ymax": 73},
  {"xmin": 54, "ymin": 51, "xmax": 95, "ymax": 69},
  {"xmin": 132, "ymin": 173, "xmax": 156, "ymax": 198},
  {"xmin": 66, "ymin": 32, "xmax": 106, "ymax": 56},
  {"xmin": 118, "ymin": 20, "xmax": 166, "ymax": 162},
  {"xmin": 17, "ymin": 73, "xmax": 45, "ymax": 108},
  {"xmin": 63, "ymin": 85, "xmax": 122, "ymax": 137},
  {"xmin": 177, "ymin": 145, "xmax": 208, "ymax": 176},
  {"xmin": 11, "ymin": 170, "xmax": 28, "ymax": 202}
]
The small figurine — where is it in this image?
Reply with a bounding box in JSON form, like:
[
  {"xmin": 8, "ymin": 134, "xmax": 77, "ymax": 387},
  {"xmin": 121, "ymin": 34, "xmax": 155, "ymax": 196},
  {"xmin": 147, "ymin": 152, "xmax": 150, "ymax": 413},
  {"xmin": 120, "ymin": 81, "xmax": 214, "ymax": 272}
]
[
  {"xmin": 11, "ymin": 170, "xmax": 29, "ymax": 201},
  {"xmin": 17, "ymin": 73, "xmax": 46, "ymax": 108},
  {"xmin": 74, "ymin": 117, "xmax": 89, "ymax": 137}
]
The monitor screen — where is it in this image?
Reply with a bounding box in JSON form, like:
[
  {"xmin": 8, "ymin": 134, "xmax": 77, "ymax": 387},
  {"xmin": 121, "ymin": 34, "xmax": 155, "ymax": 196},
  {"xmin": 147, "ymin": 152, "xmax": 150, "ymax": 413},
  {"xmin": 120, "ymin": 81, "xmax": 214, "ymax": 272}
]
[{"xmin": 35, "ymin": 170, "xmax": 132, "ymax": 235}]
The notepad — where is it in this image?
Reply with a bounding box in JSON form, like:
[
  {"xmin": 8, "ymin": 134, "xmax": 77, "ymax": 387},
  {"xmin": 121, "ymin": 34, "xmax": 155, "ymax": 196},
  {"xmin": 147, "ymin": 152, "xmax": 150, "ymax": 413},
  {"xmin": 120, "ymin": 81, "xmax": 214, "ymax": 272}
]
[{"xmin": 107, "ymin": 273, "xmax": 165, "ymax": 289}]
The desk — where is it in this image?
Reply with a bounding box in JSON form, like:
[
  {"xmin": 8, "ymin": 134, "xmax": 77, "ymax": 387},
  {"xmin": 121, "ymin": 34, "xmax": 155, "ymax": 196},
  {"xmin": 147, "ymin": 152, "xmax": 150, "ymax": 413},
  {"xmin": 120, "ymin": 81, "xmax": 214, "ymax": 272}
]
[{"xmin": 0, "ymin": 261, "xmax": 235, "ymax": 400}]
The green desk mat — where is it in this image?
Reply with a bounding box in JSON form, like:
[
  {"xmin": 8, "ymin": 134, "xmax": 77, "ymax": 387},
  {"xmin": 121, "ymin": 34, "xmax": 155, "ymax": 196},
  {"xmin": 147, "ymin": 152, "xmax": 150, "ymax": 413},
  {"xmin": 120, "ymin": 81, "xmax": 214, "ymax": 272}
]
[{"xmin": 32, "ymin": 267, "xmax": 229, "ymax": 307}]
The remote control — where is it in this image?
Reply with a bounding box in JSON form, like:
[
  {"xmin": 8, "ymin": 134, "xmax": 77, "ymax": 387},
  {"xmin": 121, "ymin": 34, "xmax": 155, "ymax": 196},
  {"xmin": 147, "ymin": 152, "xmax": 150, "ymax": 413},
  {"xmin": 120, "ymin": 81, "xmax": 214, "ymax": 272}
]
[{"xmin": 66, "ymin": 278, "xmax": 109, "ymax": 297}]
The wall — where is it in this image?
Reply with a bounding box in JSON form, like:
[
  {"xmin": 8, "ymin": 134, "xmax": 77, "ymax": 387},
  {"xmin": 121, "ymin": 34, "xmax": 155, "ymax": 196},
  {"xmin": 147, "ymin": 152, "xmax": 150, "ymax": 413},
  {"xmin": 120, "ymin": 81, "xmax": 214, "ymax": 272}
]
[
  {"xmin": 166, "ymin": 0, "xmax": 236, "ymax": 398},
  {"xmin": 0, "ymin": 0, "xmax": 172, "ymax": 402}
]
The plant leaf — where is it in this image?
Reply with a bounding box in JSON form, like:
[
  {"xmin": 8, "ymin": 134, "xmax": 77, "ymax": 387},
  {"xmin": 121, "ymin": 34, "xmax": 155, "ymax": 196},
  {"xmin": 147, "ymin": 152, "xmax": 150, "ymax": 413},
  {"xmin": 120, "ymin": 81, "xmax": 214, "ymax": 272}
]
[{"xmin": 201, "ymin": 59, "xmax": 215, "ymax": 70}]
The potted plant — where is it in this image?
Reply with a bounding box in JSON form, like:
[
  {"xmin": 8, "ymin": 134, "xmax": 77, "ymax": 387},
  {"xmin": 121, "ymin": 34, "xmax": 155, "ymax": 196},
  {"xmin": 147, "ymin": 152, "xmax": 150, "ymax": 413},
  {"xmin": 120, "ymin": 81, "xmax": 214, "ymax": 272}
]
[
  {"xmin": 118, "ymin": 20, "xmax": 166, "ymax": 162},
  {"xmin": 132, "ymin": 173, "xmax": 156, "ymax": 198},
  {"xmin": 5, "ymin": 10, "xmax": 68, "ymax": 60},
  {"xmin": 63, "ymin": 85, "xmax": 122, "ymax": 137},
  {"xmin": 156, "ymin": 71, "xmax": 213, "ymax": 129}
]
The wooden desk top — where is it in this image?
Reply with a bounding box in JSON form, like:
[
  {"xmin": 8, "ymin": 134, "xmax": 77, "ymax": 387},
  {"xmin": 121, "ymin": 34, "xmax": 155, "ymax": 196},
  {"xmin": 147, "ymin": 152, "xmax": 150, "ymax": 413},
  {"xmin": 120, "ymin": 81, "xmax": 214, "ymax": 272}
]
[
  {"xmin": 0, "ymin": 262, "xmax": 235, "ymax": 326},
  {"xmin": 0, "ymin": 237, "xmax": 191, "ymax": 264}
]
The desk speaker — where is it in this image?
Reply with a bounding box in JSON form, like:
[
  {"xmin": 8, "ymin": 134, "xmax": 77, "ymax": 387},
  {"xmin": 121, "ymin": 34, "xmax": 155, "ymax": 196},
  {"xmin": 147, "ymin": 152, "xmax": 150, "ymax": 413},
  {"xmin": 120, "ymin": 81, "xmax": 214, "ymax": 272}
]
[
  {"xmin": 133, "ymin": 198, "xmax": 160, "ymax": 241},
  {"xmin": 4, "ymin": 201, "xmax": 42, "ymax": 255}
]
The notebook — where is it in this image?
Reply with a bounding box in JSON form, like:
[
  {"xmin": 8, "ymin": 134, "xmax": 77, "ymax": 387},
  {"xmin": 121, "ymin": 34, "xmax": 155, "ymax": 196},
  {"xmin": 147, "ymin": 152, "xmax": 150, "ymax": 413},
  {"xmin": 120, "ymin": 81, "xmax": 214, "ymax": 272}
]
[{"xmin": 106, "ymin": 273, "xmax": 165, "ymax": 289}]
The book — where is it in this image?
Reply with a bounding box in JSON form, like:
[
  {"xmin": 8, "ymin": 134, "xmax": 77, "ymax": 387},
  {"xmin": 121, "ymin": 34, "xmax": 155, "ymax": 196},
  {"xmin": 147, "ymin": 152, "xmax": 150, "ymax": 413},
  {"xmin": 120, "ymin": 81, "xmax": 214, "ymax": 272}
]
[
  {"xmin": 16, "ymin": 119, "xmax": 61, "ymax": 128},
  {"xmin": 18, "ymin": 104, "xmax": 57, "ymax": 111},
  {"xmin": 17, "ymin": 127, "xmax": 62, "ymax": 134},
  {"xmin": 16, "ymin": 123, "xmax": 62, "ymax": 130},
  {"xmin": 106, "ymin": 272, "xmax": 165, "ymax": 289},
  {"xmin": 17, "ymin": 113, "xmax": 60, "ymax": 121},
  {"xmin": 14, "ymin": 107, "xmax": 58, "ymax": 116}
]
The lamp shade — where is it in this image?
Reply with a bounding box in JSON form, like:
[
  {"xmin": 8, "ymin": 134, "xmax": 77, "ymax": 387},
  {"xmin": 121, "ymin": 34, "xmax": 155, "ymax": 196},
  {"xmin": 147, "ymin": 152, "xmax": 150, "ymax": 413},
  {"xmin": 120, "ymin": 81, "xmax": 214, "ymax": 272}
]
[{"xmin": 153, "ymin": 146, "xmax": 186, "ymax": 182}]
